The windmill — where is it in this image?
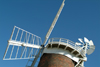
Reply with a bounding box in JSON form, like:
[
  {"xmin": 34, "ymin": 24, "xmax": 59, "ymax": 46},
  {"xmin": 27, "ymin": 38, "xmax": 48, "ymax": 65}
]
[{"xmin": 3, "ymin": 0, "xmax": 95, "ymax": 67}]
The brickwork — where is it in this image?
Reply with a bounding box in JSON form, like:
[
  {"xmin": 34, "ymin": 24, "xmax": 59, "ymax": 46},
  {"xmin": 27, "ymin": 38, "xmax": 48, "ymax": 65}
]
[{"xmin": 38, "ymin": 53, "xmax": 74, "ymax": 67}]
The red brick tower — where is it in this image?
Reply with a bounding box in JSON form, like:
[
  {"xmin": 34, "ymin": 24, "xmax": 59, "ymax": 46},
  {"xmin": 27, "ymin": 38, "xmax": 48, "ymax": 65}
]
[{"xmin": 38, "ymin": 53, "xmax": 74, "ymax": 67}]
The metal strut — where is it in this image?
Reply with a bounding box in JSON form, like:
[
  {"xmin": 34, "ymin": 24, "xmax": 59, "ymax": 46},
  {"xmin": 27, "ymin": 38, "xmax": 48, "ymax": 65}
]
[{"xmin": 31, "ymin": 0, "xmax": 65, "ymax": 67}]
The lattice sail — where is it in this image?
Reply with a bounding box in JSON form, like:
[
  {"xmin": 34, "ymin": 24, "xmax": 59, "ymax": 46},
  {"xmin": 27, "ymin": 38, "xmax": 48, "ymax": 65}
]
[{"xmin": 3, "ymin": 26, "xmax": 42, "ymax": 60}]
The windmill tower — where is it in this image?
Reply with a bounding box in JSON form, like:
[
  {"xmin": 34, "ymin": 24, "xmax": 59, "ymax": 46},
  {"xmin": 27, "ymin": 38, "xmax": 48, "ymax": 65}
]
[{"xmin": 3, "ymin": 0, "xmax": 95, "ymax": 67}]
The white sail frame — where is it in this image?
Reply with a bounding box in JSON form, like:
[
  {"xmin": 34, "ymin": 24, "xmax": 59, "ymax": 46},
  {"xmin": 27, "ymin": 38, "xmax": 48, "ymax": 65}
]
[{"xmin": 3, "ymin": 26, "xmax": 42, "ymax": 60}]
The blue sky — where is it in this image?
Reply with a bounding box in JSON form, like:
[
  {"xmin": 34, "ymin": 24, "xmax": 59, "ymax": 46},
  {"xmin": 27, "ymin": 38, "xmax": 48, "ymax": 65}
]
[{"xmin": 0, "ymin": 0, "xmax": 100, "ymax": 67}]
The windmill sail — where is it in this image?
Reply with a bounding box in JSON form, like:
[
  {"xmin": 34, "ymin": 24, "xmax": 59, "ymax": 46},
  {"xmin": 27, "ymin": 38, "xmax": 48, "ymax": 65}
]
[
  {"xmin": 30, "ymin": 0, "xmax": 65, "ymax": 67},
  {"xmin": 3, "ymin": 26, "xmax": 42, "ymax": 60},
  {"xmin": 43, "ymin": 0, "xmax": 65, "ymax": 45}
]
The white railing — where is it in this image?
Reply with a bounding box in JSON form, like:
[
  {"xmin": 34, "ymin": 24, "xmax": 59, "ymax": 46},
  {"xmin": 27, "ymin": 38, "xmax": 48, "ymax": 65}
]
[
  {"xmin": 48, "ymin": 38, "xmax": 79, "ymax": 48},
  {"xmin": 48, "ymin": 38, "xmax": 85, "ymax": 56}
]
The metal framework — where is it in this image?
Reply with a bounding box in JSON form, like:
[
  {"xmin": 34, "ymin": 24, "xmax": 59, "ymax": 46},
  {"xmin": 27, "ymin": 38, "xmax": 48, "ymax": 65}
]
[{"xmin": 3, "ymin": 26, "xmax": 42, "ymax": 60}]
